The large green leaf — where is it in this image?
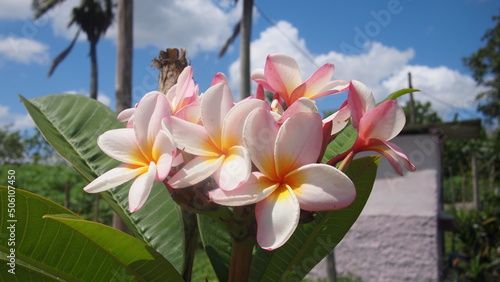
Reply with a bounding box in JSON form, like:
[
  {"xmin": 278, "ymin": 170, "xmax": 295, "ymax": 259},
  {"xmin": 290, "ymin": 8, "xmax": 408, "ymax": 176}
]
[
  {"xmin": 0, "ymin": 186, "xmax": 182, "ymax": 281},
  {"xmin": 249, "ymin": 156, "xmax": 380, "ymax": 281},
  {"xmin": 197, "ymin": 214, "xmax": 232, "ymax": 282},
  {"xmin": 19, "ymin": 94, "xmax": 185, "ymax": 272}
]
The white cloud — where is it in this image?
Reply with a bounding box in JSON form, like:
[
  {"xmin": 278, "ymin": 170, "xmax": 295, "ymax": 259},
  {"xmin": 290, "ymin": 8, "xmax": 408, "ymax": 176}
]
[
  {"xmin": 0, "ymin": 105, "xmax": 34, "ymax": 130},
  {"xmin": 129, "ymin": 0, "xmax": 240, "ymax": 55},
  {"xmin": 316, "ymin": 42, "xmax": 415, "ymax": 89},
  {"xmin": 2, "ymin": 0, "xmax": 242, "ymax": 57},
  {"xmin": 48, "ymin": 0, "xmax": 241, "ymax": 56},
  {"xmin": 0, "ymin": 36, "xmax": 49, "ymax": 64},
  {"xmin": 379, "ymin": 65, "xmax": 486, "ymax": 120},
  {"xmin": 228, "ymin": 20, "xmax": 484, "ymax": 121},
  {"xmin": 0, "ymin": 0, "xmax": 31, "ymax": 19}
]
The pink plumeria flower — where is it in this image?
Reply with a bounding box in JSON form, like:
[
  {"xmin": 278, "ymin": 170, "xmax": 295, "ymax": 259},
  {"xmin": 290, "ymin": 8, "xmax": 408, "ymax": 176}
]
[
  {"xmin": 166, "ymin": 83, "xmax": 268, "ymax": 191},
  {"xmin": 83, "ymin": 92, "xmax": 176, "ymax": 212},
  {"xmin": 210, "ymin": 108, "xmax": 356, "ymax": 250},
  {"xmin": 117, "ymin": 67, "xmax": 201, "ymax": 127},
  {"xmin": 251, "ymin": 53, "xmax": 350, "ymax": 107},
  {"xmin": 328, "ymin": 80, "xmax": 416, "ymax": 175},
  {"xmin": 164, "ymin": 66, "xmax": 201, "ymax": 123}
]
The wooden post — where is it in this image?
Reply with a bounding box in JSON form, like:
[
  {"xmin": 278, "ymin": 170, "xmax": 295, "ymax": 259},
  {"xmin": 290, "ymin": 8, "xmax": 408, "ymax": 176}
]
[
  {"xmin": 408, "ymin": 72, "xmax": 416, "ymax": 125},
  {"xmin": 327, "ymin": 251, "xmax": 337, "ymax": 282},
  {"xmin": 472, "ymin": 154, "xmax": 480, "ymax": 209}
]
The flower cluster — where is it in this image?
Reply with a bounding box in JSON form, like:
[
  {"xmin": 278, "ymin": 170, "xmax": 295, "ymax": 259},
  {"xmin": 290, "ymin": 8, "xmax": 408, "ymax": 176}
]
[{"xmin": 84, "ymin": 54, "xmax": 415, "ymax": 250}]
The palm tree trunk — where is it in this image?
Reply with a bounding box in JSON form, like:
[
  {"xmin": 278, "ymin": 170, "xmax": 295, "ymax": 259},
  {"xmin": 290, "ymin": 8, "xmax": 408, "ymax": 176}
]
[
  {"xmin": 239, "ymin": 0, "xmax": 253, "ymax": 100},
  {"xmin": 152, "ymin": 48, "xmax": 188, "ymax": 94},
  {"xmin": 90, "ymin": 39, "xmax": 98, "ymax": 100},
  {"xmin": 113, "ymin": 0, "xmax": 134, "ymax": 232},
  {"xmin": 89, "ymin": 38, "xmax": 99, "ymax": 221},
  {"xmin": 115, "ymin": 0, "xmax": 133, "ymax": 113}
]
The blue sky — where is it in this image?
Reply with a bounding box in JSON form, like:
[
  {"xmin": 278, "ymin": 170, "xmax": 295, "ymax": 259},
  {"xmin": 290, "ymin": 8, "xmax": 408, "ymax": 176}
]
[{"xmin": 0, "ymin": 0, "xmax": 498, "ymax": 130}]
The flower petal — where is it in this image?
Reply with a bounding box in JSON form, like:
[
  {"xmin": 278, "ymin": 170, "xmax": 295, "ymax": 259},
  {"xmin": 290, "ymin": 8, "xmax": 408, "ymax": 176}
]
[
  {"xmin": 166, "ymin": 66, "xmax": 196, "ymax": 112},
  {"xmin": 165, "ymin": 116, "xmax": 220, "ymax": 156},
  {"xmin": 264, "ymin": 54, "xmax": 302, "ymax": 105},
  {"xmin": 152, "ymin": 130, "xmax": 176, "ymax": 181},
  {"xmin": 289, "ymin": 63, "xmax": 334, "ymax": 104},
  {"xmin": 201, "ymin": 83, "xmax": 234, "ymax": 147},
  {"xmin": 348, "ymin": 80, "xmax": 376, "ymax": 129},
  {"xmin": 210, "ymin": 172, "xmax": 278, "ymax": 206},
  {"xmin": 323, "ymin": 103, "xmax": 351, "ymax": 136},
  {"xmin": 275, "ymin": 112, "xmax": 323, "ymax": 176},
  {"xmin": 211, "ymin": 72, "xmax": 228, "ymax": 86},
  {"xmin": 368, "ymin": 139, "xmax": 416, "ymax": 175},
  {"xmin": 278, "ymin": 97, "xmax": 318, "ymax": 124},
  {"xmin": 285, "ymin": 163, "xmax": 356, "ymax": 211},
  {"xmin": 117, "ymin": 107, "xmax": 135, "ymax": 122},
  {"xmin": 134, "ymin": 91, "xmax": 172, "ymax": 151},
  {"xmin": 168, "ymin": 155, "xmax": 224, "ymax": 188},
  {"xmin": 128, "ymin": 162, "xmax": 157, "ymax": 212},
  {"xmin": 243, "ymin": 107, "xmax": 279, "ymax": 180},
  {"xmin": 83, "ymin": 165, "xmax": 144, "ymax": 193},
  {"xmin": 310, "ymin": 79, "xmax": 350, "ymax": 100},
  {"xmin": 98, "ymin": 128, "xmax": 145, "ymax": 166},
  {"xmin": 359, "ymin": 100, "xmax": 406, "ymax": 141},
  {"xmin": 255, "ymin": 184, "xmax": 300, "ymax": 250},
  {"xmin": 221, "ymin": 99, "xmax": 268, "ymax": 151},
  {"xmin": 174, "ymin": 102, "xmax": 201, "ymax": 124},
  {"xmin": 251, "ymin": 69, "xmax": 276, "ymax": 94},
  {"xmin": 213, "ymin": 146, "xmax": 251, "ymax": 191}
]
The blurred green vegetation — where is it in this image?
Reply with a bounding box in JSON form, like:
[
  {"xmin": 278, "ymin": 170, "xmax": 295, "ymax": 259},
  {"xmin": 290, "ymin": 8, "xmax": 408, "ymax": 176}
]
[{"xmin": 0, "ymin": 125, "xmax": 112, "ymax": 224}]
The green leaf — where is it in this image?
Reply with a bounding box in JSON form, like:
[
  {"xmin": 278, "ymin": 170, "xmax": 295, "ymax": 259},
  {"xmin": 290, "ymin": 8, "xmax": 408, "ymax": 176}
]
[
  {"xmin": 380, "ymin": 88, "xmax": 420, "ymax": 103},
  {"xmin": 19, "ymin": 94, "xmax": 122, "ymax": 180},
  {"xmin": 322, "ymin": 125, "xmax": 358, "ymax": 163},
  {"xmin": 19, "ymin": 94, "xmax": 185, "ymax": 272},
  {"xmin": 0, "ymin": 246, "xmax": 62, "ymax": 281},
  {"xmin": 0, "ymin": 186, "xmax": 182, "ymax": 281},
  {"xmin": 249, "ymin": 156, "xmax": 380, "ymax": 282},
  {"xmin": 197, "ymin": 214, "xmax": 232, "ymax": 282}
]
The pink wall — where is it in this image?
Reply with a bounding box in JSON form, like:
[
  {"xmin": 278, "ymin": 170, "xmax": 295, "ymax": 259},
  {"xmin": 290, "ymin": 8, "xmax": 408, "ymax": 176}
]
[{"xmin": 309, "ymin": 133, "xmax": 443, "ymax": 281}]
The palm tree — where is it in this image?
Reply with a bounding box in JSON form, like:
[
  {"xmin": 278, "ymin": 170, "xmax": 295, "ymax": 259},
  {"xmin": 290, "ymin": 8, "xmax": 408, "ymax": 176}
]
[
  {"xmin": 114, "ymin": 0, "xmax": 133, "ymax": 113},
  {"xmin": 32, "ymin": 0, "xmax": 114, "ymax": 225},
  {"xmin": 32, "ymin": 0, "xmax": 114, "ymax": 99},
  {"xmin": 113, "ymin": 0, "xmax": 133, "ymax": 233}
]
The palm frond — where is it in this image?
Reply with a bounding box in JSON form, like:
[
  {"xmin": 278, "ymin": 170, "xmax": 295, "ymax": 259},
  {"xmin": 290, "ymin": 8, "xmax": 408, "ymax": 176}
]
[
  {"xmin": 32, "ymin": 0, "xmax": 66, "ymax": 20},
  {"xmin": 218, "ymin": 20, "xmax": 241, "ymax": 59},
  {"xmin": 48, "ymin": 29, "xmax": 81, "ymax": 77}
]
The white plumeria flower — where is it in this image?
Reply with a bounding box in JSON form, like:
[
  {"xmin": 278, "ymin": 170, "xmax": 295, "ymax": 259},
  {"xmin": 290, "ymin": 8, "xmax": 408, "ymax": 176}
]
[
  {"xmin": 210, "ymin": 108, "xmax": 356, "ymax": 250},
  {"xmin": 166, "ymin": 82, "xmax": 268, "ymax": 191},
  {"xmin": 84, "ymin": 92, "xmax": 176, "ymax": 212}
]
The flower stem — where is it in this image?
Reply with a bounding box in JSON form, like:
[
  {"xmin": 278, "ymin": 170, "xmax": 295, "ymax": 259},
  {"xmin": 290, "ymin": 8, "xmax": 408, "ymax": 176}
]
[{"xmin": 228, "ymin": 235, "xmax": 256, "ymax": 282}]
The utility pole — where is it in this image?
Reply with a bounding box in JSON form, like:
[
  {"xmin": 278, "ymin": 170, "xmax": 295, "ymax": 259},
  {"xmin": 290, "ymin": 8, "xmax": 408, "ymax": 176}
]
[
  {"xmin": 240, "ymin": 0, "xmax": 253, "ymax": 100},
  {"xmin": 408, "ymin": 72, "xmax": 416, "ymax": 125}
]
